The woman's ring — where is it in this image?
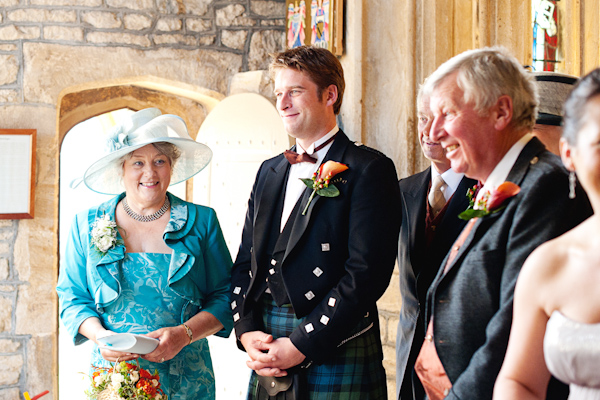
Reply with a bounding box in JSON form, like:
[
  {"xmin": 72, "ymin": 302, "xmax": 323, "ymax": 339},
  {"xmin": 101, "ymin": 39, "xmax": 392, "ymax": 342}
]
[{"xmin": 160, "ymin": 357, "xmax": 164, "ymax": 363}]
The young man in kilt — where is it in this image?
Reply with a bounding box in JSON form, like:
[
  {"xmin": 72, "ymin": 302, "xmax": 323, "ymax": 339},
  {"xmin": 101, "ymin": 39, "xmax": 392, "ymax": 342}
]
[{"xmin": 230, "ymin": 45, "xmax": 401, "ymax": 399}]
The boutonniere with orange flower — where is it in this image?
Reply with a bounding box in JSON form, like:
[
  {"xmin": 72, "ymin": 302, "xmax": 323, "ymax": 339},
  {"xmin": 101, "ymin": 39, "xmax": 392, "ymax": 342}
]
[
  {"xmin": 300, "ymin": 160, "xmax": 349, "ymax": 215},
  {"xmin": 459, "ymin": 181, "xmax": 521, "ymax": 221}
]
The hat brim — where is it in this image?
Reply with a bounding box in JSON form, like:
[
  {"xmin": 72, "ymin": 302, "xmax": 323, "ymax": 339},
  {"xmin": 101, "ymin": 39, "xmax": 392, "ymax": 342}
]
[
  {"xmin": 83, "ymin": 137, "xmax": 212, "ymax": 195},
  {"xmin": 533, "ymin": 72, "xmax": 578, "ymax": 120},
  {"xmin": 536, "ymin": 112, "xmax": 562, "ymax": 126}
]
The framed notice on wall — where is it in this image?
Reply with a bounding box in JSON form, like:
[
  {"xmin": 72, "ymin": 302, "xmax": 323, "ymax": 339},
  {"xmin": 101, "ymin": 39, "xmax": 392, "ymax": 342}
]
[
  {"xmin": 285, "ymin": 0, "xmax": 343, "ymax": 55},
  {"xmin": 0, "ymin": 129, "xmax": 36, "ymax": 219}
]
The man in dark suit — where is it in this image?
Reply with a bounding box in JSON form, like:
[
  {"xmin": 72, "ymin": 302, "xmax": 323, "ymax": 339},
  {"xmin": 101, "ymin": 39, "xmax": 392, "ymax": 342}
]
[
  {"xmin": 413, "ymin": 47, "xmax": 592, "ymax": 400},
  {"xmin": 396, "ymin": 86, "xmax": 476, "ymax": 399},
  {"xmin": 230, "ymin": 46, "xmax": 401, "ymax": 399}
]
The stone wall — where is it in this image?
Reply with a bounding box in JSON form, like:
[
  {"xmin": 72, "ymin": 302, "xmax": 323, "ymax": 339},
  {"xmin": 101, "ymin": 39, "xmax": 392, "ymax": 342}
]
[
  {"xmin": 0, "ymin": 1, "xmax": 285, "ymax": 399},
  {"xmin": 0, "ymin": 220, "xmax": 22, "ymax": 400},
  {"xmin": 2, "ymin": 0, "xmax": 596, "ymax": 399}
]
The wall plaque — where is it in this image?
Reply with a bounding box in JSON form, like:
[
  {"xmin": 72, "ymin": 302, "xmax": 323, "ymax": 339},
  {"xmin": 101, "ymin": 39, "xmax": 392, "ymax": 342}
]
[{"xmin": 0, "ymin": 129, "xmax": 36, "ymax": 219}]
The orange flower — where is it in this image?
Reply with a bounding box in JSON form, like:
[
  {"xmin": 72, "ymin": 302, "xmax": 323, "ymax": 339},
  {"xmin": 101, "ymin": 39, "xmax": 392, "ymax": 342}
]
[
  {"xmin": 139, "ymin": 369, "xmax": 153, "ymax": 379},
  {"xmin": 319, "ymin": 161, "xmax": 348, "ymax": 180},
  {"xmin": 487, "ymin": 182, "xmax": 521, "ymax": 211},
  {"xmin": 301, "ymin": 160, "xmax": 349, "ymax": 215},
  {"xmin": 137, "ymin": 379, "xmax": 157, "ymax": 396}
]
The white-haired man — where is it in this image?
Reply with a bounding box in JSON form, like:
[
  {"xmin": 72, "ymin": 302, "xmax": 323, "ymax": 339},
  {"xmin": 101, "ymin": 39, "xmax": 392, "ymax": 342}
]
[{"xmin": 413, "ymin": 47, "xmax": 592, "ymax": 400}]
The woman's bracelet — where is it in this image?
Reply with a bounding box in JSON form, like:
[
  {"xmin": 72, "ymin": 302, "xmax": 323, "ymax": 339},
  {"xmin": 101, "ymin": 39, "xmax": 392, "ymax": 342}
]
[{"xmin": 182, "ymin": 323, "xmax": 193, "ymax": 345}]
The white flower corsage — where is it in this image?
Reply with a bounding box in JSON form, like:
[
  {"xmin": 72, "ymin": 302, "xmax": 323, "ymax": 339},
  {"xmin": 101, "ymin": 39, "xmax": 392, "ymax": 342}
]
[{"xmin": 90, "ymin": 214, "xmax": 122, "ymax": 255}]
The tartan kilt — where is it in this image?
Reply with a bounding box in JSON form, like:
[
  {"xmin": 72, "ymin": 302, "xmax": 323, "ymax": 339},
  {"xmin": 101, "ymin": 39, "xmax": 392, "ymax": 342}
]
[{"xmin": 247, "ymin": 296, "xmax": 387, "ymax": 400}]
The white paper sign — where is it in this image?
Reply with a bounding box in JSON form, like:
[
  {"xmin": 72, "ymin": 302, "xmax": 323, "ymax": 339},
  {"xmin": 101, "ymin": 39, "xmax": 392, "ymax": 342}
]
[{"xmin": 0, "ymin": 134, "xmax": 32, "ymax": 214}]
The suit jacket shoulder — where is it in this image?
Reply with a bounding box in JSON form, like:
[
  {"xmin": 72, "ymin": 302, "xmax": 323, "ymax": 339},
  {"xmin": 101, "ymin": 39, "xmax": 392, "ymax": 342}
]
[{"xmin": 399, "ymin": 168, "xmax": 431, "ymax": 192}]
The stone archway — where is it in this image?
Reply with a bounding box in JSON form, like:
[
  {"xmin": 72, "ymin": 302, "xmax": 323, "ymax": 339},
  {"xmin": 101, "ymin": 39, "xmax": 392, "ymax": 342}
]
[
  {"xmin": 57, "ymin": 75, "xmax": 224, "ymax": 144},
  {"xmin": 55, "ymin": 75, "xmax": 225, "ymax": 214}
]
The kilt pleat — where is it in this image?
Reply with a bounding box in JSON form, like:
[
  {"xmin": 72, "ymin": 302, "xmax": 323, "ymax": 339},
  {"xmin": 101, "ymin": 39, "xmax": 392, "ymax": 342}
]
[{"xmin": 246, "ymin": 296, "xmax": 387, "ymax": 400}]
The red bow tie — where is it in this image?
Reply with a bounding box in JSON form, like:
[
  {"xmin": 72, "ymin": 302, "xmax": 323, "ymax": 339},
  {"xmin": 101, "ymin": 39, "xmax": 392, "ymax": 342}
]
[
  {"xmin": 284, "ymin": 133, "xmax": 337, "ymax": 165},
  {"xmin": 284, "ymin": 150, "xmax": 317, "ymax": 164}
]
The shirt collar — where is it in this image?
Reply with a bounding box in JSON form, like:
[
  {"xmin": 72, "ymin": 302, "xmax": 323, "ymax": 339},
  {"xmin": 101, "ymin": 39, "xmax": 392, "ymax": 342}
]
[
  {"xmin": 297, "ymin": 125, "xmax": 339, "ymax": 155},
  {"xmin": 476, "ymin": 133, "xmax": 533, "ymax": 204},
  {"xmin": 440, "ymin": 168, "xmax": 464, "ymax": 195},
  {"xmin": 430, "ymin": 166, "xmax": 464, "ymax": 198}
]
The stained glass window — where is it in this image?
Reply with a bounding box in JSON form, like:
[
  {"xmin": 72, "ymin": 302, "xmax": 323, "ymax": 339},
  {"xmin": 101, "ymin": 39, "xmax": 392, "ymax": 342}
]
[{"xmin": 532, "ymin": 0, "xmax": 559, "ymax": 71}]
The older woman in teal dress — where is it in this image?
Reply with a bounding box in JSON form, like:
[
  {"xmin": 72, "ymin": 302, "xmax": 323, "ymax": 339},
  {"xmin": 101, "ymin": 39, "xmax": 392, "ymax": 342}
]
[{"xmin": 57, "ymin": 108, "xmax": 233, "ymax": 399}]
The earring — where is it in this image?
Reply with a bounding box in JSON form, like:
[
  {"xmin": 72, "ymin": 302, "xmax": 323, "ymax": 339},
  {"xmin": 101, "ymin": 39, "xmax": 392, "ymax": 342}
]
[{"xmin": 569, "ymin": 171, "xmax": 577, "ymax": 199}]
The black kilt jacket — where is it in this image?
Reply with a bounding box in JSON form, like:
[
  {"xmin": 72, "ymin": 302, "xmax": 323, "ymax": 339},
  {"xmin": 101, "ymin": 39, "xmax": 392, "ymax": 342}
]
[{"xmin": 230, "ymin": 131, "xmax": 401, "ymax": 364}]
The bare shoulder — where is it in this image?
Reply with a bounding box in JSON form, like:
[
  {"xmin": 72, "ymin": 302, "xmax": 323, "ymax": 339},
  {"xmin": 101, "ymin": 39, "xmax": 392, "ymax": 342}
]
[
  {"xmin": 517, "ymin": 220, "xmax": 592, "ymax": 311},
  {"xmin": 517, "ymin": 228, "xmax": 575, "ymax": 289},
  {"xmin": 520, "ymin": 235, "xmax": 570, "ymax": 281}
]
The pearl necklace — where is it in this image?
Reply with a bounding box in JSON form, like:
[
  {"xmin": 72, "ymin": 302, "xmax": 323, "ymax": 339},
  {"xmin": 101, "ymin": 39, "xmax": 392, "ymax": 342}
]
[{"xmin": 122, "ymin": 197, "xmax": 170, "ymax": 222}]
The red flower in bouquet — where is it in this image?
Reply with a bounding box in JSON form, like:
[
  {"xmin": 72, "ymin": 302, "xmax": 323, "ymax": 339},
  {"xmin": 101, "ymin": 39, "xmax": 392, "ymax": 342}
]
[{"xmin": 137, "ymin": 379, "xmax": 158, "ymax": 396}]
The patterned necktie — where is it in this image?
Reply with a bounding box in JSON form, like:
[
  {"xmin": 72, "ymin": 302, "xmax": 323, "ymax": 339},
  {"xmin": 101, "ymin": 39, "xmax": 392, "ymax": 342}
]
[{"xmin": 428, "ymin": 175, "xmax": 446, "ymax": 216}]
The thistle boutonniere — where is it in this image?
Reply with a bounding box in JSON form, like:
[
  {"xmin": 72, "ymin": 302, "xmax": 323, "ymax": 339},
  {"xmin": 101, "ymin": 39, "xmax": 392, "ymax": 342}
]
[
  {"xmin": 90, "ymin": 214, "xmax": 123, "ymax": 256},
  {"xmin": 300, "ymin": 160, "xmax": 349, "ymax": 215},
  {"xmin": 458, "ymin": 181, "xmax": 521, "ymax": 221}
]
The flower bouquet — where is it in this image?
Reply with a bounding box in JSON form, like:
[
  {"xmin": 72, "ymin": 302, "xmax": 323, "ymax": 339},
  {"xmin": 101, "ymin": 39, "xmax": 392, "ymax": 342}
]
[{"xmin": 86, "ymin": 360, "xmax": 165, "ymax": 400}]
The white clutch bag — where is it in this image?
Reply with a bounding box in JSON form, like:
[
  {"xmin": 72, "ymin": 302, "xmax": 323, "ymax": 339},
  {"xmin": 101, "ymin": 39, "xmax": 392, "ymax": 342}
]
[{"xmin": 97, "ymin": 333, "xmax": 159, "ymax": 354}]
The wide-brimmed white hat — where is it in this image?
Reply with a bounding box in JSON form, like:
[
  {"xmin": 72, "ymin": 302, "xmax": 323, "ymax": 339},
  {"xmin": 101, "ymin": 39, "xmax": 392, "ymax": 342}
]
[
  {"xmin": 83, "ymin": 108, "xmax": 212, "ymax": 195},
  {"xmin": 533, "ymin": 71, "xmax": 578, "ymax": 126}
]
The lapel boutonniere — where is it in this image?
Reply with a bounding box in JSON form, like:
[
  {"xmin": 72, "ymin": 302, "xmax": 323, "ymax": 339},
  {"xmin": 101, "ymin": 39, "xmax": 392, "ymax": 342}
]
[
  {"xmin": 458, "ymin": 181, "xmax": 520, "ymax": 221},
  {"xmin": 90, "ymin": 214, "xmax": 123, "ymax": 256},
  {"xmin": 300, "ymin": 160, "xmax": 349, "ymax": 215}
]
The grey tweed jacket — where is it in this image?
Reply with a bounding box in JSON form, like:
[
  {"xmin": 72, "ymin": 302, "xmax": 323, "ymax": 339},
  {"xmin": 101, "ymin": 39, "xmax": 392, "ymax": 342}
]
[{"xmin": 426, "ymin": 137, "xmax": 592, "ymax": 400}]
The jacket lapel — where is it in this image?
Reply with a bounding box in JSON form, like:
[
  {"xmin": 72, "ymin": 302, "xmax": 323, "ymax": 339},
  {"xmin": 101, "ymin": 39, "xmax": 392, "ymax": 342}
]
[
  {"xmin": 402, "ymin": 169, "xmax": 430, "ymax": 265},
  {"xmin": 253, "ymin": 156, "xmax": 289, "ymax": 265},
  {"xmin": 505, "ymin": 137, "xmax": 546, "ymax": 186},
  {"xmin": 440, "ymin": 138, "xmax": 546, "ymax": 277},
  {"xmin": 91, "ymin": 195, "xmax": 125, "ymax": 308},
  {"xmin": 283, "ymin": 132, "xmax": 351, "ymax": 261}
]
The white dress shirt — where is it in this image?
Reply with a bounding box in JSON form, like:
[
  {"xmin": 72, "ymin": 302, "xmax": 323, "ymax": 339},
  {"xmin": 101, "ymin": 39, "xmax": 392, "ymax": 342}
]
[
  {"xmin": 281, "ymin": 126, "xmax": 339, "ymax": 231},
  {"xmin": 475, "ymin": 133, "xmax": 533, "ymax": 208},
  {"xmin": 430, "ymin": 167, "xmax": 465, "ymax": 202}
]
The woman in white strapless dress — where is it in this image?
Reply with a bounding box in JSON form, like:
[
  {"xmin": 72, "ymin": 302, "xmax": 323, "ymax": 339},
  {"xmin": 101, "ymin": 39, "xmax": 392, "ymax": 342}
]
[{"xmin": 494, "ymin": 68, "xmax": 600, "ymax": 400}]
